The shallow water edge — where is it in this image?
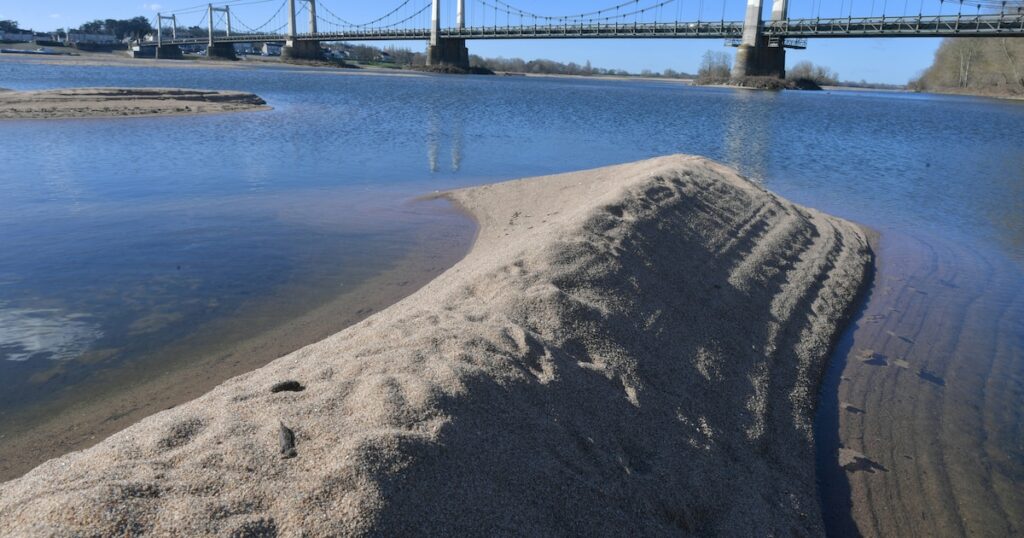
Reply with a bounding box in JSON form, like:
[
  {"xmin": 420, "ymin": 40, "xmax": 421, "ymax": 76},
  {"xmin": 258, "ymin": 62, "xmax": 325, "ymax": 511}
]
[{"xmin": 0, "ymin": 199, "xmax": 474, "ymax": 482}]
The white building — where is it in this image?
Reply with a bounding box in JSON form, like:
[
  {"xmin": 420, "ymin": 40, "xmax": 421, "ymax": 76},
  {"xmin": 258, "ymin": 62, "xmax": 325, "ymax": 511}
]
[
  {"xmin": 63, "ymin": 33, "xmax": 118, "ymax": 45},
  {"xmin": 0, "ymin": 31, "xmax": 35, "ymax": 43}
]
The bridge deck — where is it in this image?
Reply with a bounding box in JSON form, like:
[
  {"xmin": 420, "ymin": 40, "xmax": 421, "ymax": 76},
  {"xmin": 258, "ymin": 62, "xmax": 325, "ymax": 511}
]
[{"xmin": 147, "ymin": 13, "xmax": 1024, "ymax": 46}]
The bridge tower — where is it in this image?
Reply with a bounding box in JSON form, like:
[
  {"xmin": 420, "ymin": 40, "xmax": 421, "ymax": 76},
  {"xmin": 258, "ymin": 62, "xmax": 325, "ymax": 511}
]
[
  {"xmin": 282, "ymin": 0, "xmax": 324, "ymax": 60},
  {"xmin": 427, "ymin": 0, "xmax": 470, "ymax": 70},
  {"xmin": 732, "ymin": 0, "xmax": 788, "ymax": 79},
  {"xmin": 206, "ymin": 4, "xmax": 238, "ymax": 59},
  {"xmin": 154, "ymin": 13, "xmax": 183, "ymax": 59}
]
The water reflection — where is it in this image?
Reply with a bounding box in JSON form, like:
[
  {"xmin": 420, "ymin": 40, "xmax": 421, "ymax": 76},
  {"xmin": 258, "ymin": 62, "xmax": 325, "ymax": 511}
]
[
  {"xmin": 426, "ymin": 107, "xmax": 464, "ymax": 174},
  {"xmin": 451, "ymin": 120, "xmax": 463, "ymax": 172},
  {"xmin": 427, "ymin": 108, "xmax": 439, "ymax": 173},
  {"xmin": 0, "ymin": 303, "xmax": 101, "ymax": 362},
  {"xmin": 723, "ymin": 90, "xmax": 771, "ymax": 183}
]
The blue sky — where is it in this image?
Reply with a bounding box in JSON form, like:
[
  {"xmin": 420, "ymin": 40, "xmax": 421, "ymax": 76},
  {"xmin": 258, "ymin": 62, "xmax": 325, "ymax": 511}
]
[{"xmin": 1, "ymin": 0, "xmax": 966, "ymax": 83}]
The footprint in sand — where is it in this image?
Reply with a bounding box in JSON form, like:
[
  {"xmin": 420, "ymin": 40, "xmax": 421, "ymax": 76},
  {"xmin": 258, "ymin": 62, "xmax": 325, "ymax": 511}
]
[
  {"xmin": 886, "ymin": 330, "xmax": 915, "ymax": 344},
  {"xmin": 840, "ymin": 402, "xmax": 865, "ymax": 414},
  {"xmin": 917, "ymin": 369, "xmax": 946, "ymax": 386},
  {"xmin": 839, "ymin": 448, "xmax": 888, "ymax": 473},
  {"xmin": 857, "ymin": 349, "xmax": 888, "ymax": 366}
]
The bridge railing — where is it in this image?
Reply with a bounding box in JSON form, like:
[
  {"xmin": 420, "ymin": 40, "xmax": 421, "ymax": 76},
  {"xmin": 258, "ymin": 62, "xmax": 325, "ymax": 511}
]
[
  {"xmin": 277, "ymin": 21, "xmax": 748, "ymax": 41},
  {"xmin": 767, "ymin": 13, "xmax": 1024, "ymax": 37},
  {"xmin": 439, "ymin": 21, "xmax": 746, "ymax": 39},
  {"xmin": 139, "ymin": 12, "xmax": 1024, "ymax": 46}
]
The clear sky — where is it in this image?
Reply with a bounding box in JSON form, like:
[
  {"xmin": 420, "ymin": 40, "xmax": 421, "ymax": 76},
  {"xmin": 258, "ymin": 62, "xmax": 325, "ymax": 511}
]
[{"xmin": 1, "ymin": 0, "xmax": 968, "ymax": 84}]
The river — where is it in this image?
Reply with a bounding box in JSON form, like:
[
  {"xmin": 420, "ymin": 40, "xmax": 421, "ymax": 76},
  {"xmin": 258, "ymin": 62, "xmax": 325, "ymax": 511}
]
[{"xmin": 0, "ymin": 57, "xmax": 1021, "ymax": 535}]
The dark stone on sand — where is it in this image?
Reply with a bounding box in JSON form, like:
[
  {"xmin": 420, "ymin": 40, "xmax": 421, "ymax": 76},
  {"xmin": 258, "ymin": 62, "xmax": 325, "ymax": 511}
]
[
  {"xmin": 842, "ymin": 453, "xmax": 889, "ymax": 474},
  {"xmin": 270, "ymin": 380, "xmax": 304, "ymax": 393},
  {"xmin": 279, "ymin": 422, "xmax": 297, "ymax": 458}
]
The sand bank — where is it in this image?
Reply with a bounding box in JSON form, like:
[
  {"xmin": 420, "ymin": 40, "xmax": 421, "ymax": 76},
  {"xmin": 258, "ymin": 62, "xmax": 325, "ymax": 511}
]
[
  {"xmin": 0, "ymin": 156, "xmax": 872, "ymax": 535},
  {"xmin": 0, "ymin": 88, "xmax": 269, "ymax": 119}
]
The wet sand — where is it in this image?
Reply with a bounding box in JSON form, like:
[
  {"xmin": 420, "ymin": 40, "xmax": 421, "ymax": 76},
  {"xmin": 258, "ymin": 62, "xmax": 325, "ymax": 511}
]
[
  {"xmin": 0, "ymin": 88, "xmax": 269, "ymax": 119},
  {"xmin": 818, "ymin": 229, "xmax": 1024, "ymax": 536},
  {"xmin": 0, "ymin": 156, "xmax": 872, "ymax": 535}
]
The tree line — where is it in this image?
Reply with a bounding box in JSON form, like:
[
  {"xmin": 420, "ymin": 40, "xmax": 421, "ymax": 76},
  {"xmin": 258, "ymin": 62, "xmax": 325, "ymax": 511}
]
[
  {"xmin": 911, "ymin": 38, "xmax": 1024, "ymax": 96},
  {"xmin": 72, "ymin": 17, "xmax": 153, "ymax": 40},
  {"xmin": 471, "ymin": 56, "xmax": 625, "ymax": 76},
  {"xmin": 332, "ymin": 42, "xmax": 696, "ymax": 78},
  {"xmin": 469, "ymin": 56, "xmax": 694, "ymax": 78},
  {"xmin": 2, "ymin": 17, "xmax": 157, "ymax": 41}
]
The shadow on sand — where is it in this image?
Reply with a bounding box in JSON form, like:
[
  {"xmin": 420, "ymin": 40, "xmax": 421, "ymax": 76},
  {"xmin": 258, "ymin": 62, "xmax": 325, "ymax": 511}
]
[{"xmin": 814, "ymin": 260, "xmax": 877, "ymax": 538}]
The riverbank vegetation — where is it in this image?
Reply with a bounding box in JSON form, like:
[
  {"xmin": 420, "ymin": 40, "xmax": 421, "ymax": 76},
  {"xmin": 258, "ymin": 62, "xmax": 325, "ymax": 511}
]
[
  {"xmin": 696, "ymin": 50, "xmax": 732, "ymax": 84},
  {"xmin": 72, "ymin": 18, "xmax": 152, "ymax": 40},
  {"xmin": 334, "ymin": 42, "xmax": 696, "ymax": 78},
  {"xmin": 787, "ymin": 61, "xmax": 839, "ymax": 86},
  {"xmin": 910, "ymin": 37, "xmax": 1024, "ymax": 97},
  {"xmin": 696, "ymin": 52, "xmax": 838, "ymax": 90}
]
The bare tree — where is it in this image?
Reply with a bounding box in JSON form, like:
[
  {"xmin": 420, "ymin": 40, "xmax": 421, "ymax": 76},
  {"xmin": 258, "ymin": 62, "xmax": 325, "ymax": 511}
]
[
  {"xmin": 955, "ymin": 40, "xmax": 980, "ymax": 88},
  {"xmin": 696, "ymin": 51, "xmax": 732, "ymax": 84},
  {"xmin": 787, "ymin": 61, "xmax": 839, "ymax": 85},
  {"xmin": 1000, "ymin": 38, "xmax": 1024, "ymax": 90}
]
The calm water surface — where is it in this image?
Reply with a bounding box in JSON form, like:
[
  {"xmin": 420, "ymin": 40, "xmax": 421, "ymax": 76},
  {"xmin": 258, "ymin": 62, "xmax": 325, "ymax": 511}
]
[{"xmin": 0, "ymin": 58, "xmax": 1021, "ymax": 532}]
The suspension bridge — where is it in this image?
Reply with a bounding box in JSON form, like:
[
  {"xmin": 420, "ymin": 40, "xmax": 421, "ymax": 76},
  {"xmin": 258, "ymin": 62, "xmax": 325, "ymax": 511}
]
[{"xmin": 137, "ymin": 0, "xmax": 1024, "ymax": 78}]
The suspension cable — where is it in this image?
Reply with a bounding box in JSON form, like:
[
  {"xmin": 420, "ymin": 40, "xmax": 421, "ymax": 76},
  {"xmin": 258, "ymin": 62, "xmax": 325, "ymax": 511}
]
[
  {"xmin": 230, "ymin": 0, "xmax": 288, "ymax": 32},
  {"xmin": 318, "ymin": 0, "xmax": 425, "ymax": 28}
]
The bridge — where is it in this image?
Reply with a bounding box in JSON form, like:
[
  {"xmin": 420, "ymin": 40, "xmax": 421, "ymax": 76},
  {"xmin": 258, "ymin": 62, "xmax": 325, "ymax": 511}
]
[{"xmin": 138, "ymin": 0, "xmax": 1024, "ymax": 79}]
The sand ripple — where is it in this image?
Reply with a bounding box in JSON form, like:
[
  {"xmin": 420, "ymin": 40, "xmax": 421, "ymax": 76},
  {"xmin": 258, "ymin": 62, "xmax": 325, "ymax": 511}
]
[{"xmin": 0, "ymin": 156, "xmax": 872, "ymax": 536}]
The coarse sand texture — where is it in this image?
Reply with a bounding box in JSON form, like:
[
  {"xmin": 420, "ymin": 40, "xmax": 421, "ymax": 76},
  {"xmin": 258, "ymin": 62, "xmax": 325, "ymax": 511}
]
[{"xmin": 0, "ymin": 155, "xmax": 873, "ymax": 536}]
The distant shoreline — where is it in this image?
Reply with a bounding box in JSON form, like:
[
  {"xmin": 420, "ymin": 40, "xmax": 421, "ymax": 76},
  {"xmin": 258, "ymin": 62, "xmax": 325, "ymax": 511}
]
[
  {"xmin": 5, "ymin": 49, "xmax": 1021, "ymax": 103},
  {"xmin": 911, "ymin": 87, "xmax": 1024, "ymax": 101}
]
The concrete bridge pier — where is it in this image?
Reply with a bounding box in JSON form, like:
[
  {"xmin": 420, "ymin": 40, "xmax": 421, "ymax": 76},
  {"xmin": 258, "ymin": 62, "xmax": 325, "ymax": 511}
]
[
  {"xmin": 427, "ymin": 38, "xmax": 469, "ymax": 69},
  {"xmin": 733, "ymin": 44, "xmax": 785, "ymax": 79},
  {"xmin": 732, "ymin": 0, "xmax": 787, "ymax": 79},
  {"xmin": 154, "ymin": 45, "xmax": 183, "ymax": 60},
  {"xmin": 206, "ymin": 43, "xmax": 237, "ymax": 60},
  {"xmin": 426, "ymin": 0, "xmax": 470, "ymax": 69},
  {"xmin": 282, "ymin": 40, "xmax": 323, "ymax": 60}
]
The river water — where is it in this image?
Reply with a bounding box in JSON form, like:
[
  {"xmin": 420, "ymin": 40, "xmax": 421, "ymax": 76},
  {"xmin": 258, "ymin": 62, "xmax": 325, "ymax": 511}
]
[{"xmin": 0, "ymin": 57, "xmax": 1021, "ymax": 534}]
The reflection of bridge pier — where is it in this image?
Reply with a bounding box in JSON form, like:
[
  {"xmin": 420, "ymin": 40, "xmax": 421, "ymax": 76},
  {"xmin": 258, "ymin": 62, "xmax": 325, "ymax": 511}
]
[
  {"xmin": 732, "ymin": 0, "xmax": 788, "ymax": 79},
  {"xmin": 427, "ymin": 108, "xmax": 465, "ymax": 173},
  {"xmin": 283, "ymin": 0, "xmax": 325, "ymax": 60},
  {"xmin": 723, "ymin": 91, "xmax": 771, "ymax": 180},
  {"xmin": 427, "ymin": 0, "xmax": 471, "ymax": 69}
]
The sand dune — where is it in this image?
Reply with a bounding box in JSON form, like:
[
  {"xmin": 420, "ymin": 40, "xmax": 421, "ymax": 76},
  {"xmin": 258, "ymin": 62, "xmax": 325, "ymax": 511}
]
[
  {"xmin": 0, "ymin": 88, "xmax": 268, "ymax": 119},
  {"xmin": 0, "ymin": 156, "xmax": 872, "ymax": 536}
]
